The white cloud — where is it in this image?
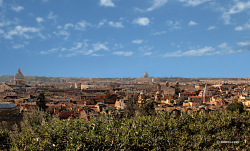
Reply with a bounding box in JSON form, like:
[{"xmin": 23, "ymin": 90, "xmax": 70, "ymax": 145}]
[
  {"xmin": 132, "ymin": 39, "xmax": 143, "ymax": 44},
  {"xmin": 237, "ymin": 41, "xmax": 250, "ymax": 47},
  {"xmin": 207, "ymin": 26, "xmax": 215, "ymax": 30},
  {"xmin": 113, "ymin": 43, "xmax": 123, "ymax": 49},
  {"xmin": 69, "ymin": 42, "xmax": 84, "ymax": 51},
  {"xmin": 221, "ymin": 1, "xmax": 250, "ymax": 24},
  {"xmin": 163, "ymin": 46, "xmax": 214, "ymax": 57},
  {"xmin": 0, "ymin": 0, "xmax": 3, "ymax": 7},
  {"xmin": 138, "ymin": 46, "xmax": 153, "ymax": 52},
  {"xmin": 4, "ymin": 26, "xmax": 41, "ymax": 39},
  {"xmin": 235, "ymin": 20, "xmax": 250, "ymax": 31},
  {"xmin": 64, "ymin": 23, "xmax": 74, "ymax": 29},
  {"xmin": 75, "ymin": 20, "xmax": 91, "ymax": 31},
  {"xmin": 179, "ymin": 0, "xmax": 211, "ymax": 7},
  {"xmin": 40, "ymin": 48, "xmax": 58, "ymax": 54},
  {"xmin": 135, "ymin": 0, "xmax": 168, "ymax": 12},
  {"xmin": 144, "ymin": 52, "xmax": 152, "ymax": 55},
  {"xmin": 235, "ymin": 26, "xmax": 243, "ymax": 31},
  {"xmin": 61, "ymin": 48, "xmax": 67, "ymax": 51},
  {"xmin": 113, "ymin": 51, "xmax": 133, "ymax": 56},
  {"xmin": 83, "ymin": 50, "xmax": 95, "ymax": 55},
  {"xmin": 12, "ymin": 44, "xmax": 24, "ymax": 49},
  {"xmin": 151, "ymin": 31, "xmax": 166, "ymax": 35},
  {"xmin": 188, "ymin": 21, "xmax": 198, "ymax": 26},
  {"xmin": 36, "ymin": 17, "xmax": 44, "ymax": 23},
  {"xmin": 97, "ymin": 19, "xmax": 107, "ymax": 28},
  {"xmin": 63, "ymin": 41, "xmax": 108, "ymax": 57},
  {"xmin": 11, "ymin": 6, "xmax": 24, "ymax": 12},
  {"xmin": 100, "ymin": 0, "xmax": 115, "ymax": 7},
  {"xmin": 166, "ymin": 20, "xmax": 181, "ymax": 30},
  {"xmin": 163, "ymin": 45, "xmax": 248, "ymax": 57},
  {"xmin": 218, "ymin": 43, "xmax": 230, "ymax": 49},
  {"xmin": 65, "ymin": 53, "xmax": 77, "ymax": 57},
  {"xmin": 53, "ymin": 30, "xmax": 70, "ymax": 39},
  {"xmin": 93, "ymin": 42, "xmax": 109, "ymax": 51},
  {"xmin": 0, "ymin": 18, "xmax": 19, "ymax": 27},
  {"xmin": 133, "ymin": 17, "xmax": 150, "ymax": 26},
  {"xmin": 147, "ymin": 0, "xmax": 168, "ymax": 11},
  {"xmin": 47, "ymin": 11, "xmax": 58, "ymax": 24},
  {"xmin": 91, "ymin": 54, "xmax": 104, "ymax": 56},
  {"xmin": 109, "ymin": 21, "xmax": 124, "ymax": 28},
  {"xmin": 12, "ymin": 42, "xmax": 29, "ymax": 49}
]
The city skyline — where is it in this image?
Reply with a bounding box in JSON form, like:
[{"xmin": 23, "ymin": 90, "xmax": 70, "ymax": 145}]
[{"xmin": 0, "ymin": 0, "xmax": 250, "ymax": 78}]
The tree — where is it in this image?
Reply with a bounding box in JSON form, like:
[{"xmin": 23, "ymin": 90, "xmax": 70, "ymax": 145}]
[
  {"xmin": 139, "ymin": 101, "xmax": 156, "ymax": 116},
  {"xmin": 124, "ymin": 97, "xmax": 138, "ymax": 118},
  {"xmin": 226, "ymin": 101, "xmax": 244, "ymax": 113},
  {"xmin": 37, "ymin": 93, "xmax": 48, "ymax": 111}
]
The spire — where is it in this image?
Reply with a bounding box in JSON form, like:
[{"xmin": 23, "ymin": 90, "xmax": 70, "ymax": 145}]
[
  {"xmin": 18, "ymin": 67, "xmax": 21, "ymax": 72},
  {"xmin": 204, "ymin": 83, "xmax": 208, "ymax": 97}
]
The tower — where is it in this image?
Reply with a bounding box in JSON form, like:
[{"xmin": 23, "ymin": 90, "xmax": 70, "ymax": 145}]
[
  {"xmin": 155, "ymin": 91, "xmax": 161, "ymax": 102},
  {"xmin": 203, "ymin": 83, "xmax": 209, "ymax": 104},
  {"xmin": 14, "ymin": 67, "xmax": 25, "ymax": 86}
]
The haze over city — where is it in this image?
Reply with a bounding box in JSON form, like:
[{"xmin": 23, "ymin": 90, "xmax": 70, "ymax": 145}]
[{"xmin": 0, "ymin": 0, "xmax": 250, "ymax": 78}]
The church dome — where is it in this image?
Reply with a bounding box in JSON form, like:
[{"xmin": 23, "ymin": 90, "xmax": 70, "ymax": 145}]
[
  {"xmin": 140, "ymin": 91, "xmax": 145, "ymax": 95},
  {"xmin": 0, "ymin": 102, "xmax": 16, "ymax": 109},
  {"xmin": 143, "ymin": 72, "xmax": 149, "ymax": 78},
  {"xmin": 156, "ymin": 91, "xmax": 160, "ymax": 94},
  {"xmin": 15, "ymin": 68, "xmax": 24, "ymax": 79}
]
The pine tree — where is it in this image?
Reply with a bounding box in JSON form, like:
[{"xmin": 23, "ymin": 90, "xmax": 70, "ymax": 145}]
[{"xmin": 37, "ymin": 93, "xmax": 47, "ymax": 112}]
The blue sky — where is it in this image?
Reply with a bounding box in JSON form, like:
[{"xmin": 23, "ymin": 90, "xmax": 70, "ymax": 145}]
[{"xmin": 0, "ymin": 0, "xmax": 250, "ymax": 78}]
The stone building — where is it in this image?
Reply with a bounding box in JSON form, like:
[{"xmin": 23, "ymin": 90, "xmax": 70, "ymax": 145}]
[
  {"xmin": 143, "ymin": 72, "xmax": 149, "ymax": 78},
  {"xmin": 0, "ymin": 102, "xmax": 22, "ymax": 129},
  {"xmin": 14, "ymin": 68, "xmax": 26, "ymax": 86}
]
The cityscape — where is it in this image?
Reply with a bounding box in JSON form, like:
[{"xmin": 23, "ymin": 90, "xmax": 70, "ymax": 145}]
[
  {"xmin": 1, "ymin": 0, "xmax": 250, "ymax": 150},
  {"xmin": 0, "ymin": 68, "xmax": 250, "ymax": 149}
]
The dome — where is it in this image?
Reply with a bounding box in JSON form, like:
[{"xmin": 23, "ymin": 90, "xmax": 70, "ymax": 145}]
[
  {"xmin": 140, "ymin": 91, "xmax": 145, "ymax": 95},
  {"xmin": 156, "ymin": 91, "xmax": 160, "ymax": 94},
  {"xmin": 0, "ymin": 102, "xmax": 16, "ymax": 109},
  {"xmin": 15, "ymin": 68, "xmax": 24, "ymax": 79},
  {"xmin": 143, "ymin": 72, "xmax": 149, "ymax": 78}
]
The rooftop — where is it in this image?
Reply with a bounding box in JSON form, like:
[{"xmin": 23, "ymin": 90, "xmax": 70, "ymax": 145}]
[{"xmin": 0, "ymin": 102, "xmax": 16, "ymax": 109}]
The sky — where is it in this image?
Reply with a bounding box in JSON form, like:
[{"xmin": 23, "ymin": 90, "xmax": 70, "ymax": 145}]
[{"xmin": 0, "ymin": 0, "xmax": 250, "ymax": 78}]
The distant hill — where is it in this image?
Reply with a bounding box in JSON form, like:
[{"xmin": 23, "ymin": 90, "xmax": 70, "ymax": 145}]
[
  {"xmin": 0, "ymin": 75, "xmax": 245, "ymax": 83},
  {"xmin": 0, "ymin": 75, "xmax": 67, "ymax": 83}
]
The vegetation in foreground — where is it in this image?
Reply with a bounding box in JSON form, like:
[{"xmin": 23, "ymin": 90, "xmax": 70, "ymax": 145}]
[{"xmin": 1, "ymin": 106, "xmax": 250, "ymax": 150}]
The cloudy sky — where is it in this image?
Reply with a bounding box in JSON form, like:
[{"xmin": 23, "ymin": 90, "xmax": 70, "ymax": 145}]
[{"xmin": 0, "ymin": 0, "xmax": 250, "ymax": 78}]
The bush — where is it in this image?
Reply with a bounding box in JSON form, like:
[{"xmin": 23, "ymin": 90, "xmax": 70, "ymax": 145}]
[
  {"xmin": 139, "ymin": 101, "xmax": 155, "ymax": 116},
  {"xmin": 1, "ymin": 110, "xmax": 250, "ymax": 150},
  {"xmin": 226, "ymin": 101, "xmax": 244, "ymax": 113}
]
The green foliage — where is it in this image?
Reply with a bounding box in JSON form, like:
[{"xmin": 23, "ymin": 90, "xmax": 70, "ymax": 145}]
[
  {"xmin": 21, "ymin": 110, "xmax": 53, "ymax": 129},
  {"xmin": 139, "ymin": 101, "xmax": 156, "ymax": 116},
  {"xmin": 124, "ymin": 98, "xmax": 138, "ymax": 118},
  {"xmin": 226, "ymin": 101, "xmax": 244, "ymax": 113},
  {"xmin": 1, "ymin": 110, "xmax": 250, "ymax": 150},
  {"xmin": 0, "ymin": 122, "xmax": 11, "ymax": 150},
  {"xmin": 170, "ymin": 86, "xmax": 178, "ymax": 89},
  {"xmin": 37, "ymin": 93, "xmax": 48, "ymax": 111}
]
